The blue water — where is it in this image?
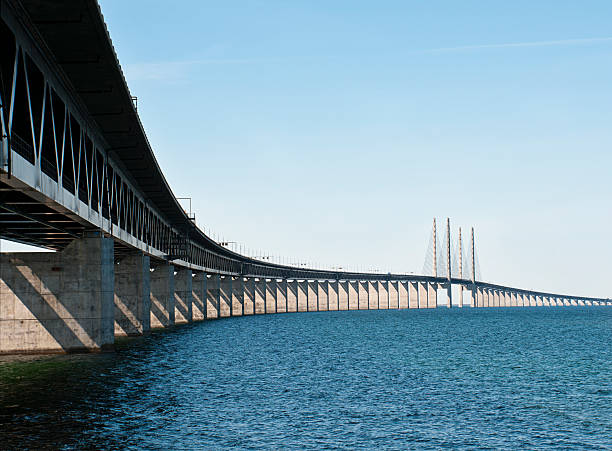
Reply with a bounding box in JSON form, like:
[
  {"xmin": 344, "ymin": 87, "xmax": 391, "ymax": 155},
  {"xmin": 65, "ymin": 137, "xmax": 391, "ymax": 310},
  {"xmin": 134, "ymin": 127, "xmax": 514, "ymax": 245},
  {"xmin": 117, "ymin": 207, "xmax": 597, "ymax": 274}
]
[{"xmin": 1, "ymin": 307, "xmax": 611, "ymax": 449}]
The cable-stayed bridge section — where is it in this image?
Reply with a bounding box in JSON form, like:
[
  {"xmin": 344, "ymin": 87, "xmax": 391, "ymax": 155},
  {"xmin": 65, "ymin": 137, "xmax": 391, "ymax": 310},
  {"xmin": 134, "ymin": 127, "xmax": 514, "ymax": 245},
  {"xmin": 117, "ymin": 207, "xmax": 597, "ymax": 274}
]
[{"xmin": 0, "ymin": 0, "xmax": 609, "ymax": 354}]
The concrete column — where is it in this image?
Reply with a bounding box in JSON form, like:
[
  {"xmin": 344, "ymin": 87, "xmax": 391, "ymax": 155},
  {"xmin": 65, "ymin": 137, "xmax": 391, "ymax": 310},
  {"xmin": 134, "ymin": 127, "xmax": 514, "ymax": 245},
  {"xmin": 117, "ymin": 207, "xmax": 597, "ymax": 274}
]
[
  {"xmin": 493, "ymin": 290, "xmax": 500, "ymax": 307},
  {"xmin": 242, "ymin": 277, "xmax": 254, "ymax": 315},
  {"xmin": 192, "ymin": 272, "xmax": 206, "ymax": 321},
  {"xmin": 307, "ymin": 280, "xmax": 317, "ymax": 311},
  {"xmin": 348, "ymin": 281, "xmax": 359, "ymax": 310},
  {"xmin": 232, "ymin": 277, "xmax": 244, "ymax": 316},
  {"xmin": 317, "ymin": 281, "xmax": 328, "ymax": 311},
  {"xmin": 470, "ymin": 287, "xmax": 477, "ymax": 307},
  {"xmin": 379, "ymin": 281, "xmax": 390, "ymax": 309},
  {"xmin": 174, "ymin": 269, "xmax": 192, "ymax": 324},
  {"xmin": 408, "ymin": 282, "xmax": 418, "ymax": 309},
  {"xmin": 276, "ymin": 279, "xmax": 287, "ymax": 313},
  {"xmin": 328, "ymin": 281, "xmax": 339, "ymax": 311},
  {"xmin": 389, "ymin": 281, "xmax": 399, "ymax": 309},
  {"xmin": 367, "ymin": 281, "xmax": 377, "ymax": 309},
  {"xmin": 297, "ymin": 281, "xmax": 307, "ymax": 312},
  {"xmin": 0, "ymin": 234, "xmax": 114, "ymax": 354},
  {"xmin": 114, "ymin": 252, "xmax": 150, "ymax": 336},
  {"xmin": 219, "ymin": 276, "xmax": 232, "ymax": 317},
  {"xmin": 255, "ymin": 279, "xmax": 266, "ymax": 314},
  {"xmin": 427, "ymin": 283, "xmax": 437, "ymax": 308},
  {"xmin": 338, "ymin": 281, "xmax": 349, "ymax": 310},
  {"xmin": 266, "ymin": 279, "xmax": 277, "ymax": 313},
  {"xmin": 358, "ymin": 281, "xmax": 368, "ymax": 310},
  {"xmin": 150, "ymin": 263, "xmax": 175, "ymax": 328},
  {"xmin": 510, "ymin": 292, "xmax": 517, "ymax": 307},
  {"xmin": 535, "ymin": 295, "xmax": 542, "ymax": 307},
  {"xmin": 287, "ymin": 280, "xmax": 298, "ymax": 312},
  {"xmin": 418, "ymin": 282, "xmax": 428, "ymax": 309},
  {"xmin": 564, "ymin": 298, "xmax": 571, "ymax": 306},
  {"xmin": 206, "ymin": 274, "xmax": 220, "ymax": 319}
]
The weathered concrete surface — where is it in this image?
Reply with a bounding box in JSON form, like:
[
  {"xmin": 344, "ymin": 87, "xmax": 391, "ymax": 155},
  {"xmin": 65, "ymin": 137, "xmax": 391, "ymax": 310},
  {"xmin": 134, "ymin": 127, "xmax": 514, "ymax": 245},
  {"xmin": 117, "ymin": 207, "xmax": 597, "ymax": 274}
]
[
  {"xmin": 232, "ymin": 277, "xmax": 244, "ymax": 316},
  {"xmin": 219, "ymin": 277, "xmax": 232, "ymax": 317},
  {"xmin": 317, "ymin": 281, "xmax": 328, "ymax": 311},
  {"xmin": 277, "ymin": 279, "xmax": 287, "ymax": 313},
  {"xmin": 191, "ymin": 272, "xmax": 206, "ymax": 320},
  {"xmin": 328, "ymin": 281, "xmax": 339, "ymax": 311},
  {"xmin": 150, "ymin": 263, "xmax": 174, "ymax": 328},
  {"xmin": 379, "ymin": 281, "xmax": 389, "ymax": 309},
  {"xmin": 368, "ymin": 282, "xmax": 378, "ymax": 310},
  {"xmin": 418, "ymin": 282, "xmax": 428, "ymax": 309},
  {"xmin": 206, "ymin": 274, "xmax": 220, "ymax": 319},
  {"xmin": 297, "ymin": 281, "xmax": 307, "ymax": 312},
  {"xmin": 389, "ymin": 281, "xmax": 399, "ymax": 309},
  {"xmin": 427, "ymin": 283, "xmax": 437, "ymax": 309},
  {"xmin": 174, "ymin": 269, "xmax": 192, "ymax": 324},
  {"xmin": 348, "ymin": 281, "xmax": 358, "ymax": 310},
  {"xmin": 255, "ymin": 279, "xmax": 266, "ymax": 314},
  {"xmin": 114, "ymin": 252, "xmax": 150, "ymax": 336},
  {"xmin": 409, "ymin": 282, "xmax": 418, "ymax": 309},
  {"xmin": 287, "ymin": 280, "xmax": 298, "ymax": 312},
  {"xmin": 266, "ymin": 279, "xmax": 277, "ymax": 313},
  {"xmin": 244, "ymin": 278, "xmax": 255, "ymax": 315},
  {"xmin": 358, "ymin": 281, "xmax": 368, "ymax": 310},
  {"xmin": 307, "ymin": 281, "xmax": 317, "ymax": 311},
  {"xmin": 338, "ymin": 281, "xmax": 349, "ymax": 310},
  {"xmin": 0, "ymin": 235, "xmax": 114, "ymax": 354}
]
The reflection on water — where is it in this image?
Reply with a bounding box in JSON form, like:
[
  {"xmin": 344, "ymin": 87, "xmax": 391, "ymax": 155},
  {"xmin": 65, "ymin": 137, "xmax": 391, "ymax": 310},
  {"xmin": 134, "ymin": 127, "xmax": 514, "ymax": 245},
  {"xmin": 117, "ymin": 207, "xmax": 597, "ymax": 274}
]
[{"xmin": 1, "ymin": 307, "xmax": 612, "ymax": 449}]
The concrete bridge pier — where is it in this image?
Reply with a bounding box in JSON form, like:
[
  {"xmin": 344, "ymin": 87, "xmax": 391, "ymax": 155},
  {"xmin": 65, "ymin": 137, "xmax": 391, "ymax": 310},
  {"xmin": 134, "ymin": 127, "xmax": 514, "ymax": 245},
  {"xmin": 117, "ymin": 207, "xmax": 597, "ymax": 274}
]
[
  {"xmin": 174, "ymin": 269, "xmax": 193, "ymax": 324},
  {"xmin": 338, "ymin": 281, "xmax": 349, "ymax": 310},
  {"xmin": 243, "ymin": 278, "xmax": 255, "ymax": 315},
  {"xmin": 277, "ymin": 279, "xmax": 288, "ymax": 313},
  {"xmin": 192, "ymin": 272, "xmax": 206, "ymax": 320},
  {"xmin": 398, "ymin": 281, "xmax": 408, "ymax": 308},
  {"xmin": 329, "ymin": 281, "xmax": 339, "ymax": 311},
  {"xmin": 232, "ymin": 277, "xmax": 244, "ymax": 316},
  {"xmin": 150, "ymin": 262, "xmax": 175, "ymax": 328},
  {"xmin": 348, "ymin": 281, "xmax": 358, "ymax": 310},
  {"xmin": 297, "ymin": 280, "xmax": 307, "ymax": 312},
  {"xmin": 114, "ymin": 252, "xmax": 150, "ymax": 336},
  {"xmin": 427, "ymin": 283, "xmax": 437, "ymax": 308},
  {"xmin": 318, "ymin": 281, "xmax": 328, "ymax": 311},
  {"xmin": 389, "ymin": 281, "xmax": 399, "ymax": 309},
  {"xmin": 0, "ymin": 234, "xmax": 114, "ymax": 354},
  {"xmin": 408, "ymin": 282, "xmax": 418, "ymax": 308},
  {"xmin": 307, "ymin": 280, "xmax": 317, "ymax": 311},
  {"xmin": 368, "ymin": 281, "xmax": 377, "ymax": 310},
  {"xmin": 287, "ymin": 280, "xmax": 298, "ymax": 312},
  {"xmin": 206, "ymin": 274, "xmax": 220, "ymax": 319}
]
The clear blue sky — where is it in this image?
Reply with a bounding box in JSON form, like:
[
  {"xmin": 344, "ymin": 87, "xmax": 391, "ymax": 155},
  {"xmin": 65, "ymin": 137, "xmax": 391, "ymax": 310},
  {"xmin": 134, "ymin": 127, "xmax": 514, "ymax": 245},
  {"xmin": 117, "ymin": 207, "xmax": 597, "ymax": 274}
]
[{"xmin": 7, "ymin": 1, "xmax": 612, "ymax": 297}]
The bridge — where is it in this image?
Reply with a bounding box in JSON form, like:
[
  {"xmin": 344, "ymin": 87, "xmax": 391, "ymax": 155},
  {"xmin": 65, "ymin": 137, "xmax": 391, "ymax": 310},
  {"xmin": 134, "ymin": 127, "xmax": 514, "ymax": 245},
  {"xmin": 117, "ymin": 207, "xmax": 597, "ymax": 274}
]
[{"xmin": 0, "ymin": 0, "xmax": 609, "ymax": 354}]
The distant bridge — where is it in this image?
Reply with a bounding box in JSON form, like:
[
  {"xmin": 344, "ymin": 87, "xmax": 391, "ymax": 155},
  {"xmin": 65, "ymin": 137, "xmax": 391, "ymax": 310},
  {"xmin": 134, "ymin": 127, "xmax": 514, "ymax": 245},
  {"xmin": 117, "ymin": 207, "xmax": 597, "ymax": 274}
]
[{"xmin": 0, "ymin": 0, "xmax": 609, "ymax": 354}]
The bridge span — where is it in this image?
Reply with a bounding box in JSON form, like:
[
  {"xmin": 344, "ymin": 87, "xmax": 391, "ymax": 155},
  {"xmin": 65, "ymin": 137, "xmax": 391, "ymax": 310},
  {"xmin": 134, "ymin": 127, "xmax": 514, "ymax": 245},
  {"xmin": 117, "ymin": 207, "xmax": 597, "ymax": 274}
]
[{"xmin": 0, "ymin": 0, "xmax": 609, "ymax": 354}]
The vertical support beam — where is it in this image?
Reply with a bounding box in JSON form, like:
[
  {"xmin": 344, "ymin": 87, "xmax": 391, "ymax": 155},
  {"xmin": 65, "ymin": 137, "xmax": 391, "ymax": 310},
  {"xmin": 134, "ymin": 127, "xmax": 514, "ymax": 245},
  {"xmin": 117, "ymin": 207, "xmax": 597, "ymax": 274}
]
[
  {"xmin": 389, "ymin": 281, "xmax": 399, "ymax": 309},
  {"xmin": 418, "ymin": 281, "xmax": 428, "ymax": 309},
  {"xmin": 174, "ymin": 268, "xmax": 192, "ymax": 324},
  {"xmin": 428, "ymin": 282, "xmax": 437, "ymax": 308},
  {"xmin": 276, "ymin": 279, "xmax": 287, "ymax": 313},
  {"xmin": 114, "ymin": 252, "xmax": 150, "ymax": 336},
  {"xmin": 446, "ymin": 218, "xmax": 452, "ymax": 308},
  {"xmin": 348, "ymin": 281, "xmax": 358, "ymax": 310},
  {"xmin": 206, "ymin": 274, "xmax": 220, "ymax": 319},
  {"xmin": 219, "ymin": 276, "xmax": 232, "ymax": 317},
  {"xmin": 307, "ymin": 280, "xmax": 317, "ymax": 312},
  {"xmin": 494, "ymin": 290, "xmax": 500, "ymax": 307},
  {"xmin": 287, "ymin": 280, "xmax": 298, "ymax": 313},
  {"xmin": 0, "ymin": 234, "xmax": 114, "ymax": 354},
  {"xmin": 232, "ymin": 276, "xmax": 244, "ymax": 316},
  {"xmin": 266, "ymin": 279, "xmax": 277, "ymax": 313},
  {"xmin": 192, "ymin": 272, "xmax": 206, "ymax": 321},
  {"xmin": 150, "ymin": 262, "xmax": 175, "ymax": 328},
  {"xmin": 317, "ymin": 280, "xmax": 328, "ymax": 311},
  {"xmin": 255, "ymin": 278, "xmax": 266, "ymax": 314},
  {"xmin": 243, "ymin": 277, "xmax": 254, "ymax": 315},
  {"xmin": 297, "ymin": 280, "xmax": 307, "ymax": 312},
  {"xmin": 358, "ymin": 281, "xmax": 368, "ymax": 310},
  {"xmin": 328, "ymin": 280, "xmax": 339, "ymax": 311},
  {"xmin": 378, "ymin": 281, "xmax": 389, "ymax": 309},
  {"xmin": 338, "ymin": 281, "xmax": 349, "ymax": 310},
  {"xmin": 408, "ymin": 281, "xmax": 418, "ymax": 309},
  {"xmin": 368, "ymin": 281, "xmax": 378, "ymax": 309}
]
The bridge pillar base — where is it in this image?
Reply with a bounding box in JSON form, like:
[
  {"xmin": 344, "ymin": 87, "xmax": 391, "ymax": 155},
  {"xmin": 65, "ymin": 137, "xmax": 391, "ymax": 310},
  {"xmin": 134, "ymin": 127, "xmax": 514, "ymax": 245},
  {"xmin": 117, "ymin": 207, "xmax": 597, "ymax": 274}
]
[
  {"xmin": 0, "ymin": 234, "xmax": 114, "ymax": 354},
  {"xmin": 192, "ymin": 272, "xmax": 206, "ymax": 321},
  {"xmin": 175, "ymin": 269, "xmax": 193, "ymax": 324},
  {"xmin": 114, "ymin": 252, "xmax": 150, "ymax": 337},
  {"xmin": 150, "ymin": 263, "xmax": 175, "ymax": 328}
]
